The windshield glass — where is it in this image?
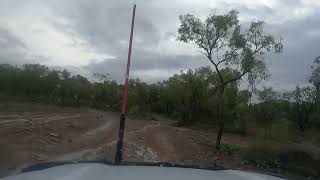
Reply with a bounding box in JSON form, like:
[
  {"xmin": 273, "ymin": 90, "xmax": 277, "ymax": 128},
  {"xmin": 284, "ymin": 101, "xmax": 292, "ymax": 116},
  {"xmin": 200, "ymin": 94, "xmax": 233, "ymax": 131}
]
[{"xmin": 0, "ymin": 1, "xmax": 319, "ymax": 180}]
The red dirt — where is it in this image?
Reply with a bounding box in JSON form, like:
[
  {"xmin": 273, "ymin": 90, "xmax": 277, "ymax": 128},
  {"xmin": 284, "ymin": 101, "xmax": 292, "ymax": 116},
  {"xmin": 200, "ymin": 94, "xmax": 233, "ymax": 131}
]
[
  {"xmin": 0, "ymin": 102, "xmax": 300, "ymax": 178},
  {"xmin": 0, "ymin": 103, "xmax": 250, "ymax": 177},
  {"xmin": 146, "ymin": 129, "xmax": 177, "ymax": 162},
  {"xmin": 0, "ymin": 106, "xmax": 120, "ymax": 176}
]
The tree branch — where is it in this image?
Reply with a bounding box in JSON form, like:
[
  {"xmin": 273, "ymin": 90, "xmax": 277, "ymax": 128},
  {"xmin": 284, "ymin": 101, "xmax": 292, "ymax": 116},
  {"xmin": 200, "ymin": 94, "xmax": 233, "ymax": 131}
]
[
  {"xmin": 198, "ymin": 50, "xmax": 208, "ymax": 57},
  {"xmin": 224, "ymin": 70, "xmax": 248, "ymax": 85},
  {"xmin": 216, "ymin": 48, "xmax": 221, "ymax": 63},
  {"xmin": 217, "ymin": 59, "xmax": 227, "ymax": 66},
  {"xmin": 217, "ymin": 48, "xmax": 237, "ymax": 66},
  {"xmin": 209, "ymin": 85, "xmax": 219, "ymax": 96},
  {"xmin": 209, "ymin": 32, "xmax": 223, "ymax": 55},
  {"xmin": 252, "ymin": 42, "xmax": 265, "ymax": 56},
  {"xmin": 210, "ymin": 58, "xmax": 224, "ymax": 86}
]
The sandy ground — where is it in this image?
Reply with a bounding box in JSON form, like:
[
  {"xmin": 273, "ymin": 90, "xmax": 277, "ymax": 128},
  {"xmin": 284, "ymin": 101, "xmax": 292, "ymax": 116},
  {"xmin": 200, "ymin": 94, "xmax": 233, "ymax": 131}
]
[{"xmin": 0, "ymin": 103, "xmax": 286, "ymax": 178}]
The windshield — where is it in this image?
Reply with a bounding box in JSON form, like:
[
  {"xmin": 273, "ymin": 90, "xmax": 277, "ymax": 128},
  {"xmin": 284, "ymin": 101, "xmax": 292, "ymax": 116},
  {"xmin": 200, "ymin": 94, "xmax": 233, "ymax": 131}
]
[{"xmin": 0, "ymin": 1, "xmax": 319, "ymax": 180}]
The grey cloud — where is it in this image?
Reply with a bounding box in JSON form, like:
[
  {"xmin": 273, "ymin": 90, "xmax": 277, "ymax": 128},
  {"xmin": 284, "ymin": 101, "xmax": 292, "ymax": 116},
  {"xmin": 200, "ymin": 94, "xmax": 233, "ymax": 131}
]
[
  {"xmin": 0, "ymin": 28, "xmax": 25, "ymax": 51},
  {"xmin": 83, "ymin": 1, "xmax": 320, "ymax": 88},
  {"xmin": 48, "ymin": 0, "xmax": 161, "ymax": 56},
  {"xmin": 85, "ymin": 50, "xmax": 209, "ymax": 83},
  {"xmin": 0, "ymin": 27, "xmax": 28, "ymax": 64},
  {"xmin": 263, "ymin": 11, "xmax": 320, "ymax": 90},
  {"xmin": 0, "ymin": 27, "xmax": 52, "ymax": 65},
  {"xmin": 47, "ymin": 0, "xmax": 208, "ymax": 82},
  {"xmin": 0, "ymin": 0, "xmax": 320, "ymax": 90}
]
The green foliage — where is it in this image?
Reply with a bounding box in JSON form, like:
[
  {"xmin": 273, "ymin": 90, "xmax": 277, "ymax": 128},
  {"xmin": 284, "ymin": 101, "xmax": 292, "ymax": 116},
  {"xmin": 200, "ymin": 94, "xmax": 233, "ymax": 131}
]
[
  {"xmin": 291, "ymin": 85, "xmax": 314, "ymax": 131},
  {"xmin": 305, "ymin": 128, "xmax": 320, "ymax": 146},
  {"xmin": 241, "ymin": 143, "xmax": 280, "ymax": 168},
  {"xmin": 270, "ymin": 118, "xmax": 297, "ymax": 143},
  {"xmin": 242, "ymin": 142, "xmax": 320, "ymax": 177},
  {"xmin": 207, "ymin": 140, "xmax": 241, "ymax": 156},
  {"xmin": 177, "ymin": 10, "xmax": 282, "ymax": 86},
  {"xmin": 128, "ymin": 105, "xmax": 145, "ymax": 118},
  {"xmin": 0, "ymin": 64, "xmax": 121, "ymax": 110},
  {"xmin": 2, "ymin": 62, "xmax": 319, "ymax": 137},
  {"xmin": 216, "ymin": 143, "xmax": 241, "ymax": 156},
  {"xmin": 310, "ymin": 111, "xmax": 320, "ymax": 128},
  {"xmin": 309, "ymin": 56, "xmax": 320, "ymax": 94},
  {"xmin": 178, "ymin": 9, "xmax": 283, "ymax": 148},
  {"xmin": 254, "ymin": 87, "xmax": 278, "ymax": 139}
]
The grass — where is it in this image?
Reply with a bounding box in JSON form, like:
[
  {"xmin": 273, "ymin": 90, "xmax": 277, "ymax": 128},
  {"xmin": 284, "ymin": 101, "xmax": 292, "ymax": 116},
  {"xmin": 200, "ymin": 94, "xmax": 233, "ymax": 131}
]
[
  {"xmin": 0, "ymin": 101, "xmax": 64, "ymax": 112},
  {"xmin": 201, "ymin": 121, "xmax": 320, "ymax": 179},
  {"xmin": 240, "ymin": 142, "xmax": 280, "ymax": 168},
  {"xmin": 206, "ymin": 141, "xmax": 242, "ymax": 156},
  {"xmin": 240, "ymin": 141, "xmax": 320, "ymax": 179}
]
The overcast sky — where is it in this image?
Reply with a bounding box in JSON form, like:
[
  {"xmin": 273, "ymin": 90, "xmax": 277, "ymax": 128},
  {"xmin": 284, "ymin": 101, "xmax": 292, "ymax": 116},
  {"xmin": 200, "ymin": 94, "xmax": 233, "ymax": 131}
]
[{"xmin": 0, "ymin": 0, "xmax": 319, "ymax": 90}]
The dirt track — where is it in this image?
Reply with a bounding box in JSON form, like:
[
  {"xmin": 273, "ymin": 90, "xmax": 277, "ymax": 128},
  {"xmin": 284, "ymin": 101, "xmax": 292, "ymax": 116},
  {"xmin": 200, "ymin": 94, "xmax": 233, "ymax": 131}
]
[
  {"xmin": 0, "ymin": 103, "xmax": 250, "ymax": 177},
  {"xmin": 0, "ymin": 107, "xmax": 118, "ymax": 176}
]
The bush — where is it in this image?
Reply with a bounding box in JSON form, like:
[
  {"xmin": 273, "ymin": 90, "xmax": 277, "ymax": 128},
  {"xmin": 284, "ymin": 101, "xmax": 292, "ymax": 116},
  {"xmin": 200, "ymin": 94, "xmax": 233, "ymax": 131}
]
[
  {"xmin": 217, "ymin": 143, "xmax": 241, "ymax": 156},
  {"xmin": 278, "ymin": 149, "xmax": 320, "ymax": 177},
  {"xmin": 241, "ymin": 142, "xmax": 320, "ymax": 178},
  {"xmin": 304, "ymin": 128, "xmax": 320, "ymax": 146},
  {"xmin": 241, "ymin": 143, "xmax": 280, "ymax": 168},
  {"xmin": 310, "ymin": 111, "xmax": 320, "ymax": 128},
  {"xmin": 128, "ymin": 105, "xmax": 145, "ymax": 118},
  {"xmin": 270, "ymin": 118, "xmax": 297, "ymax": 142},
  {"xmin": 207, "ymin": 142, "xmax": 241, "ymax": 156},
  {"xmin": 224, "ymin": 123, "xmax": 247, "ymax": 135}
]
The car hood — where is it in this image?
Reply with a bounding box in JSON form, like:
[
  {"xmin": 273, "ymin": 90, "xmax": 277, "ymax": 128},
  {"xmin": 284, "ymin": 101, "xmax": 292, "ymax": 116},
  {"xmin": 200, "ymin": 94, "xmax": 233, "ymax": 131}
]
[{"xmin": 2, "ymin": 163, "xmax": 286, "ymax": 180}]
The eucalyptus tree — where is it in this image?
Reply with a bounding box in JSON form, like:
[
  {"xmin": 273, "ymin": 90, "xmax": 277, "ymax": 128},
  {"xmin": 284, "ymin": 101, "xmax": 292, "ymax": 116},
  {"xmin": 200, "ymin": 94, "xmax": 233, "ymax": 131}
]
[
  {"xmin": 177, "ymin": 10, "xmax": 283, "ymax": 148},
  {"xmin": 310, "ymin": 56, "xmax": 320, "ymax": 104},
  {"xmin": 292, "ymin": 85, "xmax": 314, "ymax": 132}
]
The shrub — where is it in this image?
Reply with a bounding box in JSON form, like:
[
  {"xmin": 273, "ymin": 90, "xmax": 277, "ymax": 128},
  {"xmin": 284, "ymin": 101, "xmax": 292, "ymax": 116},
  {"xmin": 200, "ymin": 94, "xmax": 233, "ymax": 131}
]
[
  {"xmin": 310, "ymin": 111, "xmax": 320, "ymax": 128},
  {"xmin": 207, "ymin": 142, "xmax": 241, "ymax": 156},
  {"xmin": 241, "ymin": 143, "xmax": 280, "ymax": 168},
  {"xmin": 305, "ymin": 128, "xmax": 320, "ymax": 146},
  {"xmin": 270, "ymin": 118, "xmax": 297, "ymax": 143},
  {"xmin": 128, "ymin": 105, "xmax": 145, "ymax": 118},
  {"xmin": 224, "ymin": 126, "xmax": 245, "ymax": 135},
  {"xmin": 241, "ymin": 142, "xmax": 320, "ymax": 178},
  {"xmin": 217, "ymin": 143, "xmax": 241, "ymax": 156}
]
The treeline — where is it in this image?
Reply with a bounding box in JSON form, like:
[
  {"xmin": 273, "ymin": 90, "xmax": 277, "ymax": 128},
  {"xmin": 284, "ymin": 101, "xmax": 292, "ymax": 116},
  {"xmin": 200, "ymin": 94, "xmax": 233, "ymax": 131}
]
[
  {"xmin": 0, "ymin": 64, "xmax": 121, "ymax": 108},
  {"xmin": 0, "ymin": 63, "xmax": 319, "ymax": 139}
]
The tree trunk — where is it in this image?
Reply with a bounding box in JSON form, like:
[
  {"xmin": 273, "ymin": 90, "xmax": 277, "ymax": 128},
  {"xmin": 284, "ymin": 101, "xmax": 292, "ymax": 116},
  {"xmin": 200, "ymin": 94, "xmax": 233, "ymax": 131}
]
[
  {"xmin": 248, "ymin": 93, "xmax": 252, "ymax": 110},
  {"xmin": 297, "ymin": 106, "xmax": 304, "ymax": 132},
  {"xmin": 166, "ymin": 103, "xmax": 169, "ymax": 114},
  {"xmin": 316, "ymin": 86, "xmax": 320, "ymax": 108},
  {"xmin": 264, "ymin": 125, "xmax": 267, "ymax": 140},
  {"xmin": 215, "ymin": 87, "xmax": 225, "ymax": 149}
]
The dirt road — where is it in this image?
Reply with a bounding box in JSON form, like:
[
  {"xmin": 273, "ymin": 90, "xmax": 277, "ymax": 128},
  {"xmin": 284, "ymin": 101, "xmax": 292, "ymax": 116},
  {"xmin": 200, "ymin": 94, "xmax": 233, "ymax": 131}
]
[
  {"xmin": 0, "ymin": 106, "xmax": 120, "ymax": 176},
  {"xmin": 0, "ymin": 103, "xmax": 250, "ymax": 177}
]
